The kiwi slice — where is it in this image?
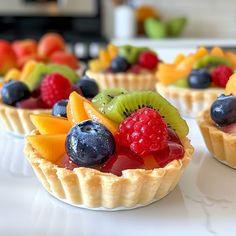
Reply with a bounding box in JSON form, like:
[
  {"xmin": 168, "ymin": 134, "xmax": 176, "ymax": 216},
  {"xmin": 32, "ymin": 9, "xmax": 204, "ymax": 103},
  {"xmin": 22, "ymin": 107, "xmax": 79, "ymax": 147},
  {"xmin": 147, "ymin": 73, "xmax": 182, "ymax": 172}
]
[
  {"xmin": 46, "ymin": 64, "xmax": 79, "ymax": 84},
  {"xmin": 105, "ymin": 91, "xmax": 189, "ymax": 137},
  {"xmin": 92, "ymin": 88, "xmax": 128, "ymax": 113},
  {"xmin": 193, "ymin": 55, "xmax": 230, "ymax": 69}
]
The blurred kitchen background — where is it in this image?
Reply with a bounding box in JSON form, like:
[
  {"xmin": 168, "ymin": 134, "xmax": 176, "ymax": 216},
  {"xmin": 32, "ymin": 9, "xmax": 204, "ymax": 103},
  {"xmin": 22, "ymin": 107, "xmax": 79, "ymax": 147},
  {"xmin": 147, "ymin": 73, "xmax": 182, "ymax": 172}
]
[{"xmin": 0, "ymin": 0, "xmax": 236, "ymax": 62}]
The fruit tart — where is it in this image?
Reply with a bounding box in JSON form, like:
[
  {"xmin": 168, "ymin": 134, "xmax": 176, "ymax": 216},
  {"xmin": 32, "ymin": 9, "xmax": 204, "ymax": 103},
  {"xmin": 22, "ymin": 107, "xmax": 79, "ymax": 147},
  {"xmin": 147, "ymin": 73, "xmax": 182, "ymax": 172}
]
[
  {"xmin": 156, "ymin": 47, "xmax": 236, "ymax": 117},
  {"xmin": 25, "ymin": 90, "xmax": 193, "ymax": 210},
  {"xmin": 86, "ymin": 44, "xmax": 160, "ymax": 91},
  {"xmin": 197, "ymin": 74, "xmax": 236, "ymax": 168},
  {"xmin": 0, "ymin": 62, "xmax": 99, "ymax": 136}
]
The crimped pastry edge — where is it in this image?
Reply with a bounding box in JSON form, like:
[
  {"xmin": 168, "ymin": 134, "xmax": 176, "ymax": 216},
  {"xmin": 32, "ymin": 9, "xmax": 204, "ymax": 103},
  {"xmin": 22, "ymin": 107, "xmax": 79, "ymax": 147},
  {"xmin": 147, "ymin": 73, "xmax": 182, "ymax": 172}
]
[
  {"xmin": 0, "ymin": 101, "xmax": 50, "ymax": 136},
  {"xmin": 156, "ymin": 83, "xmax": 223, "ymax": 118},
  {"xmin": 86, "ymin": 70, "xmax": 157, "ymax": 91},
  {"xmin": 197, "ymin": 109, "xmax": 236, "ymax": 168},
  {"xmin": 25, "ymin": 132, "xmax": 194, "ymax": 209}
]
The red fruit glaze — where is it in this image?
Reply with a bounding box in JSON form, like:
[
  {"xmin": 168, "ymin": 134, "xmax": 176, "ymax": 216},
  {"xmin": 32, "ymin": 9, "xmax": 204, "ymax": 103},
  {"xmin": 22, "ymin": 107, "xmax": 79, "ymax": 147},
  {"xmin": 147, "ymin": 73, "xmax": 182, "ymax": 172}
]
[
  {"xmin": 16, "ymin": 97, "xmax": 48, "ymax": 109},
  {"xmin": 153, "ymin": 141, "xmax": 185, "ymax": 168},
  {"xmin": 57, "ymin": 154, "xmax": 78, "ymax": 170},
  {"xmin": 129, "ymin": 64, "xmax": 144, "ymax": 74},
  {"xmin": 116, "ymin": 108, "xmax": 168, "ymax": 155},
  {"xmin": 211, "ymin": 65, "xmax": 233, "ymax": 88},
  {"xmin": 101, "ymin": 146, "xmax": 144, "ymax": 176},
  {"xmin": 167, "ymin": 128, "xmax": 182, "ymax": 145},
  {"xmin": 221, "ymin": 122, "xmax": 236, "ymax": 134},
  {"xmin": 138, "ymin": 51, "xmax": 159, "ymax": 70},
  {"xmin": 41, "ymin": 73, "xmax": 72, "ymax": 108}
]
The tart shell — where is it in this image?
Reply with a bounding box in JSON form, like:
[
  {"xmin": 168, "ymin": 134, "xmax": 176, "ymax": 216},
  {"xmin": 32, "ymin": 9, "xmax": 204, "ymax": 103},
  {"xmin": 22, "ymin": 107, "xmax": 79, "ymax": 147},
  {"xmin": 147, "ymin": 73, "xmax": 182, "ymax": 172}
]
[
  {"xmin": 197, "ymin": 109, "xmax": 236, "ymax": 168},
  {"xmin": 156, "ymin": 83, "xmax": 223, "ymax": 118},
  {"xmin": 25, "ymin": 132, "xmax": 194, "ymax": 210},
  {"xmin": 86, "ymin": 70, "xmax": 157, "ymax": 91},
  {"xmin": 0, "ymin": 101, "xmax": 50, "ymax": 136}
]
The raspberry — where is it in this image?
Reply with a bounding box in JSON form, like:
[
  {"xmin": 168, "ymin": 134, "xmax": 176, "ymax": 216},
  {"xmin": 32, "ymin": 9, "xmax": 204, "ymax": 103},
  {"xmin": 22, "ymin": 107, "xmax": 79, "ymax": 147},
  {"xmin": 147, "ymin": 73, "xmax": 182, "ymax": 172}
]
[
  {"xmin": 138, "ymin": 51, "xmax": 159, "ymax": 70},
  {"xmin": 116, "ymin": 108, "xmax": 168, "ymax": 155},
  {"xmin": 211, "ymin": 65, "xmax": 233, "ymax": 88},
  {"xmin": 41, "ymin": 73, "xmax": 72, "ymax": 108}
]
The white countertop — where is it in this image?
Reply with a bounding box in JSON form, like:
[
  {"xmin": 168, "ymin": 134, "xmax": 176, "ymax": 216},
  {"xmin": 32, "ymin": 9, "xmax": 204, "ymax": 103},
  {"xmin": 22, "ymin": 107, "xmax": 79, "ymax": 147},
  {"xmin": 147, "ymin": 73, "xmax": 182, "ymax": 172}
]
[{"xmin": 0, "ymin": 118, "xmax": 236, "ymax": 236}]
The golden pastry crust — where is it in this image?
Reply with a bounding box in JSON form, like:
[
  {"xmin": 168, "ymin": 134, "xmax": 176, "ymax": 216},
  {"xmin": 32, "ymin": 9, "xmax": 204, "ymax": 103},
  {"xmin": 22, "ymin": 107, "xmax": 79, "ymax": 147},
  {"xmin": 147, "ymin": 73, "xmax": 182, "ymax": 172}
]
[
  {"xmin": 0, "ymin": 101, "xmax": 50, "ymax": 136},
  {"xmin": 156, "ymin": 83, "xmax": 223, "ymax": 117},
  {"xmin": 25, "ymin": 131, "xmax": 194, "ymax": 209},
  {"xmin": 197, "ymin": 109, "xmax": 236, "ymax": 168},
  {"xmin": 86, "ymin": 70, "xmax": 157, "ymax": 91}
]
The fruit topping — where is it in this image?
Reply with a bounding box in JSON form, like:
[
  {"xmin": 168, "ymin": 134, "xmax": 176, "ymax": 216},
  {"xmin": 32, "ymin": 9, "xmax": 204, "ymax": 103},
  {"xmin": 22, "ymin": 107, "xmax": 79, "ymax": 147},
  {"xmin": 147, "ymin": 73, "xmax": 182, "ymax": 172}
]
[
  {"xmin": 138, "ymin": 51, "xmax": 159, "ymax": 70},
  {"xmin": 30, "ymin": 114, "xmax": 71, "ymax": 135},
  {"xmin": 84, "ymin": 101, "xmax": 118, "ymax": 134},
  {"xmin": 153, "ymin": 141, "xmax": 185, "ymax": 168},
  {"xmin": 225, "ymin": 74, "xmax": 236, "ymax": 95},
  {"xmin": 210, "ymin": 94, "xmax": 236, "ymax": 126},
  {"xmin": 193, "ymin": 55, "xmax": 229, "ymax": 69},
  {"xmin": 92, "ymin": 88, "xmax": 128, "ymax": 113},
  {"xmin": 111, "ymin": 56, "xmax": 130, "ymax": 73},
  {"xmin": 116, "ymin": 108, "xmax": 168, "ymax": 155},
  {"xmin": 167, "ymin": 128, "xmax": 182, "ymax": 144},
  {"xmin": 52, "ymin": 99, "xmax": 68, "ymax": 118},
  {"xmin": 101, "ymin": 146, "xmax": 144, "ymax": 176},
  {"xmin": 27, "ymin": 134, "xmax": 66, "ymax": 163},
  {"xmin": 57, "ymin": 154, "xmax": 78, "ymax": 170},
  {"xmin": 187, "ymin": 69, "xmax": 211, "ymax": 89},
  {"xmin": 41, "ymin": 73, "xmax": 71, "ymax": 108},
  {"xmin": 67, "ymin": 91, "xmax": 88, "ymax": 123},
  {"xmin": 75, "ymin": 75, "xmax": 99, "ymax": 98},
  {"xmin": 1, "ymin": 80, "xmax": 31, "ymax": 106},
  {"xmin": 16, "ymin": 97, "xmax": 47, "ymax": 109},
  {"xmin": 172, "ymin": 77, "xmax": 188, "ymax": 88},
  {"xmin": 211, "ymin": 65, "xmax": 233, "ymax": 88},
  {"xmin": 101, "ymin": 91, "xmax": 188, "ymax": 138},
  {"xmin": 66, "ymin": 120, "xmax": 116, "ymax": 167}
]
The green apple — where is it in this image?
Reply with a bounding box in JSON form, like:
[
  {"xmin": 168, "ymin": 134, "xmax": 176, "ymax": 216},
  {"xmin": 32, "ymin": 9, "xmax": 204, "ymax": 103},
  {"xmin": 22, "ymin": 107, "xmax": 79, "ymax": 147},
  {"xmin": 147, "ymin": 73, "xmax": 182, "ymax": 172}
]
[
  {"xmin": 144, "ymin": 18, "xmax": 168, "ymax": 39},
  {"xmin": 167, "ymin": 17, "xmax": 187, "ymax": 37}
]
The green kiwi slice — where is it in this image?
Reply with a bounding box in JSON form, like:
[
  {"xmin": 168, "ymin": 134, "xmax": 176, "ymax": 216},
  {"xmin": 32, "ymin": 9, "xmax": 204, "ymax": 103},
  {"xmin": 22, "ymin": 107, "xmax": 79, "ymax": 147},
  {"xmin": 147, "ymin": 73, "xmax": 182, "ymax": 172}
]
[
  {"xmin": 193, "ymin": 55, "xmax": 230, "ymax": 69},
  {"xmin": 104, "ymin": 91, "xmax": 189, "ymax": 137},
  {"xmin": 92, "ymin": 88, "xmax": 128, "ymax": 113}
]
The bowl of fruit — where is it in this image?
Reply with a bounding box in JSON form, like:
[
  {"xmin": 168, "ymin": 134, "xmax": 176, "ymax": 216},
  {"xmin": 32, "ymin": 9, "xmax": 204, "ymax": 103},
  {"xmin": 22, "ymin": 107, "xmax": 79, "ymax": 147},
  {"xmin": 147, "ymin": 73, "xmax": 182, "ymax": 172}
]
[
  {"xmin": 156, "ymin": 47, "xmax": 236, "ymax": 118},
  {"xmin": 0, "ymin": 61, "xmax": 99, "ymax": 137},
  {"xmin": 25, "ymin": 89, "xmax": 193, "ymax": 210},
  {"xmin": 87, "ymin": 44, "xmax": 161, "ymax": 91},
  {"xmin": 198, "ymin": 74, "xmax": 236, "ymax": 168}
]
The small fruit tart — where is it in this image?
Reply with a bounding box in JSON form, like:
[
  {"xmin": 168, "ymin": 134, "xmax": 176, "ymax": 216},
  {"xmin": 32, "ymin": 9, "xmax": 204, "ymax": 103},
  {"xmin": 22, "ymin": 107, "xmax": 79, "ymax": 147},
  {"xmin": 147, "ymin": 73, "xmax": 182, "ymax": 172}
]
[
  {"xmin": 86, "ymin": 44, "xmax": 160, "ymax": 91},
  {"xmin": 197, "ymin": 74, "xmax": 236, "ymax": 168},
  {"xmin": 0, "ymin": 62, "xmax": 99, "ymax": 136},
  {"xmin": 25, "ymin": 90, "xmax": 193, "ymax": 210},
  {"xmin": 156, "ymin": 47, "xmax": 236, "ymax": 117}
]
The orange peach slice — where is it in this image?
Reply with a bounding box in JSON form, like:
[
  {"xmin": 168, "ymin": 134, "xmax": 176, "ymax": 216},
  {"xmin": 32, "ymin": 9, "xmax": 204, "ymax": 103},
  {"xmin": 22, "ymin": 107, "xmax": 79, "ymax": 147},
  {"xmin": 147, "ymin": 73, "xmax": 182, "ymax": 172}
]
[
  {"xmin": 68, "ymin": 91, "xmax": 89, "ymax": 124},
  {"xmin": 194, "ymin": 47, "xmax": 208, "ymax": 59},
  {"xmin": 83, "ymin": 102, "xmax": 118, "ymax": 134},
  {"xmin": 210, "ymin": 47, "xmax": 225, "ymax": 57},
  {"xmin": 27, "ymin": 134, "xmax": 67, "ymax": 163},
  {"xmin": 30, "ymin": 114, "xmax": 72, "ymax": 135}
]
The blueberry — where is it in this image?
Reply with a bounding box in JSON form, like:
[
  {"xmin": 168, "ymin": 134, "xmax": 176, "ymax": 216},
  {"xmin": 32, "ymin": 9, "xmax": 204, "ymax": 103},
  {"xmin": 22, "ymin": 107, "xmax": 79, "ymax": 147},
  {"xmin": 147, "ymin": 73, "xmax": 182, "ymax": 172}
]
[
  {"xmin": 210, "ymin": 94, "xmax": 236, "ymax": 126},
  {"xmin": 188, "ymin": 69, "xmax": 211, "ymax": 89},
  {"xmin": 111, "ymin": 56, "xmax": 130, "ymax": 73},
  {"xmin": 75, "ymin": 75, "xmax": 99, "ymax": 98},
  {"xmin": 66, "ymin": 120, "xmax": 115, "ymax": 166},
  {"xmin": 1, "ymin": 80, "xmax": 31, "ymax": 106},
  {"xmin": 52, "ymin": 99, "xmax": 68, "ymax": 118}
]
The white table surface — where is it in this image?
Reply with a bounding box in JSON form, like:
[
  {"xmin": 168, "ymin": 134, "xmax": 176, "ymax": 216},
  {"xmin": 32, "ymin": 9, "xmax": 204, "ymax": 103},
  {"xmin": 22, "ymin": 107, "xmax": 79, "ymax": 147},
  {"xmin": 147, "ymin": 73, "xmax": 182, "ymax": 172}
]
[{"xmin": 0, "ymin": 118, "xmax": 236, "ymax": 236}]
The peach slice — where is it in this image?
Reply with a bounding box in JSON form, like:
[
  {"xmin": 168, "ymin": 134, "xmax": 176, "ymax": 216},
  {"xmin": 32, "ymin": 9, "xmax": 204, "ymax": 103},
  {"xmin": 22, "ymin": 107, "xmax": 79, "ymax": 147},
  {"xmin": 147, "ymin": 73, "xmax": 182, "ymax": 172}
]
[
  {"xmin": 30, "ymin": 114, "xmax": 72, "ymax": 135},
  {"xmin": 174, "ymin": 54, "xmax": 186, "ymax": 64},
  {"xmin": 194, "ymin": 47, "xmax": 208, "ymax": 59},
  {"xmin": 68, "ymin": 91, "xmax": 89, "ymax": 124},
  {"xmin": 27, "ymin": 134, "xmax": 67, "ymax": 163},
  {"xmin": 210, "ymin": 47, "xmax": 225, "ymax": 57},
  {"xmin": 225, "ymin": 74, "xmax": 236, "ymax": 95},
  {"xmin": 83, "ymin": 101, "xmax": 118, "ymax": 134},
  {"xmin": 225, "ymin": 51, "xmax": 236, "ymax": 69}
]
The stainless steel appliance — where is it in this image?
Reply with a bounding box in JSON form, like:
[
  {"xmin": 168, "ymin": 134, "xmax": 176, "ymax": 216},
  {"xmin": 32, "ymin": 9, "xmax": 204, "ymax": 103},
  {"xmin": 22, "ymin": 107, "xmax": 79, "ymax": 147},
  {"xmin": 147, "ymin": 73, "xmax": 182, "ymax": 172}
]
[{"xmin": 0, "ymin": 0, "xmax": 107, "ymax": 60}]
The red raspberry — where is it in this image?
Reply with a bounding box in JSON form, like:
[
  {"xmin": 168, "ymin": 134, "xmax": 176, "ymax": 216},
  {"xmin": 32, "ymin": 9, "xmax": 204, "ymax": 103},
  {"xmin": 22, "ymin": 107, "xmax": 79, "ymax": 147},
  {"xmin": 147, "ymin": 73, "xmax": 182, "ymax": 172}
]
[
  {"xmin": 41, "ymin": 73, "xmax": 71, "ymax": 108},
  {"xmin": 138, "ymin": 51, "xmax": 159, "ymax": 70},
  {"xmin": 211, "ymin": 65, "xmax": 233, "ymax": 88},
  {"xmin": 116, "ymin": 108, "xmax": 168, "ymax": 155}
]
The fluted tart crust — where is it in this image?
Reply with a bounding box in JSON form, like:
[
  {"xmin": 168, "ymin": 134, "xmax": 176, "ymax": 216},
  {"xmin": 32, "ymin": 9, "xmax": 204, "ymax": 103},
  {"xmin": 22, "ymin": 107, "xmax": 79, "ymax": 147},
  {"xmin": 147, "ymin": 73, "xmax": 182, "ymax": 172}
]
[{"xmin": 25, "ymin": 131, "xmax": 194, "ymax": 209}]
